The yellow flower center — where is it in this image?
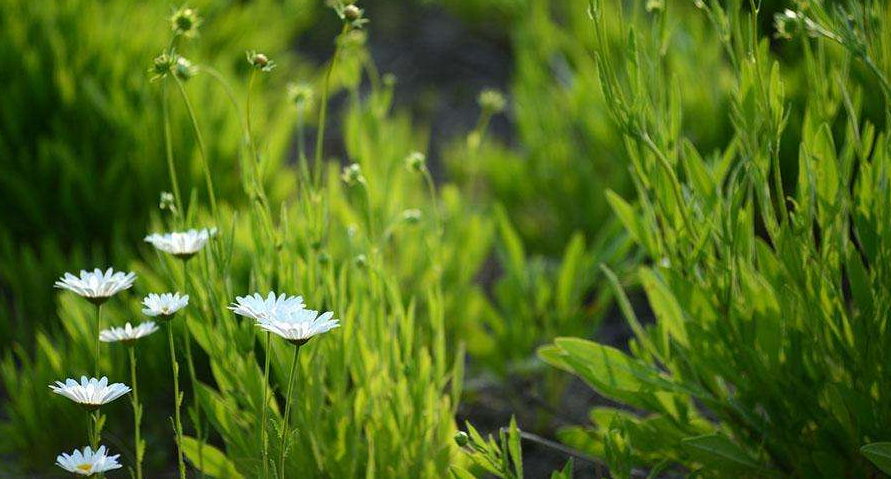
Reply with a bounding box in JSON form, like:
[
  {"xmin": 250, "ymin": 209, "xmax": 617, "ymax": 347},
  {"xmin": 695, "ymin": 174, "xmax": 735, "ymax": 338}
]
[{"xmin": 77, "ymin": 463, "xmax": 93, "ymax": 472}]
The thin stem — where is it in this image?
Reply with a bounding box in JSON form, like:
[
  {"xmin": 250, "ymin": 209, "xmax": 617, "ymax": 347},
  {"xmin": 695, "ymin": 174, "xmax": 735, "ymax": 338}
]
[
  {"xmin": 168, "ymin": 323, "xmax": 186, "ymax": 479},
  {"xmin": 260, "ymin": 331, "xmax": 272, "ymax": 479},
  {"xmin": 162, "ymin": 80, "xmax": 185, "ymax": 227},
  {"xmin": 172, "ymin": 75, "xmax": 219, "ymax": 221},
  {"xmin": 94, "ymin": 304, "xmax": 103, "ymax": 377},
  {"xmin": 313, "ymin": 24, "xmax": 349, "ymax": 187},
  {"xmin": 129, "ymin": 346, "xmax": 143, "ymax": 479},
  {"xmin": 278, "ymin": 345, "xmax": 300, "ymax": 477}
]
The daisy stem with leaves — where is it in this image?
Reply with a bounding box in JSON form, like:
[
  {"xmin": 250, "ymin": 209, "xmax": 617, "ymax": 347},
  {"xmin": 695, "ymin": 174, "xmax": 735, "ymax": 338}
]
[
  {"xmin": 167, "ymin": 321, "xmax": 187, "ymax": 479},
  {"xmin": 261, "ymin": 330, "xmax": 272, "ymax": 479},
  {"xmin": 279, "ymin": 344, "xmax": 300, "ymax": 477},
  {"xmin": 179, "ymin": 259, "xmax": 206, "ymax": 479},
  {"xmin": 91, "ymin": 303, "xmax": 104, "ymax": 453},
  {"xmin": 128, "ymin": 346, "xmax": 144, "ymax": 479}
]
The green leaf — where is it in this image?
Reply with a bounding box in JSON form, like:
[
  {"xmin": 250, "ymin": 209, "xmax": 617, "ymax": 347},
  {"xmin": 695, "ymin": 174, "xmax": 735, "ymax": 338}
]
[
  {"xmin": 450, "ymin": 466, "xmax": 478, "ymax": 479},
  {"xmin": 861, "ymin": 443, "xmax": 891, "ymax": 474},
  {"xmin": 507, "ymin": 417, "xmax": 523, "ymax": 479},
  {"xmin": 681, "ymin": 434, "xmax": 762, "ymax": 471},
  {"xmin": 181, "ymin": 436, "xmax": 244, "ymax": 479},
  {"xmin": 606, "ymin": 190, "xmax": 652, "ymax": 255},
  {"xmin": 639, "ymin": 268, "xmax": 689, "ymax": 349}
]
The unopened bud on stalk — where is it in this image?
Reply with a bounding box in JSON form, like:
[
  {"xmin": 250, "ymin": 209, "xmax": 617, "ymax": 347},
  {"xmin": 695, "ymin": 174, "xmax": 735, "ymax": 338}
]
[
  {"xmin": 454, "ymin": 431, "xmax": 469, "ymax": 447},
  {"xmin": 477, "ymin": 89, "xmax": 506, "ymax": 113},
  {"xmin": 174, "ymin": 56, "xmax": 197, "ymax": 81},
  {"xmin": 354, "ymin": 254, "xmax": 367, "ymax": 269},
  {"xmin": 341, "ymin": 163, "xmax": 366, "ymax": 186},
  {"xmin": 246, "ymin": 50, "xmax": 276, "ymax": 72},
  {"xmin": 402, "ymin": 209, "xmax": 422, "ymax": 224},
  {"xmin": 159, "ymin": 192, "xmax": 176, "ymax": 212},
  {"xmin": 405, "ymin": 151, "xmax": 427, "ymax": 173},
  {"xmin": 344, "ymin": 5, "xmax": 361, "ymax": 21},
  {"xmin": 171, "ymin": 6, "xmax": 202, "ymax": 37},
  {"xmin": 287, "ymin": 82, "xmax": 314, "ymax": 108},
  {"xmin": 318, "ymin": 252, "xmax": 331, "ymax": 265}
]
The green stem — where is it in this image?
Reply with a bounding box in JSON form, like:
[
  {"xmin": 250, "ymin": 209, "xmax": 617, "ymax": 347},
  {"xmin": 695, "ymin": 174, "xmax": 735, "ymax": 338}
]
[
  {"xmin": 94, "ymin": 304, "xmax": 102, "ymax": 377},
  {"xmin": 180, "ymin": 259, "xmax": 205, "ymax": 479},
  {"xmin": 172, "ymin": 75, "xmax": 219, "ymax": 222},
  {"xmin": 313, "ymin": 24, "xmax": 349, "ymax": 187},
  {"xmin": 640, "ymin": 132, "xmax": 696, "ymax": 241},
  {"xmin": 162, "ymin": 80, "xmax": 185, "ymax": 227},
  {"xmin": 260, "ymin": 332, "xmax": 272, "ymax": 479},
  {"xmin": 129, "ymin": 346, "xmax": 143, "ymax": 479},
  {"xmin": 278, "ymin": 345, "xmax": 300, "ymax": 477},
  {"xmin": 168, "ymin": 323, "xmax": 186, "ymax": 479}
]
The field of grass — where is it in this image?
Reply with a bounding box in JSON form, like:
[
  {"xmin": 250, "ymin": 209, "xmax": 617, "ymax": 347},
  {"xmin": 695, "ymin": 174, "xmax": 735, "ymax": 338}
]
[{"xmin": 1, "ymin": 0, "xmax": 891, "ymax": 478}]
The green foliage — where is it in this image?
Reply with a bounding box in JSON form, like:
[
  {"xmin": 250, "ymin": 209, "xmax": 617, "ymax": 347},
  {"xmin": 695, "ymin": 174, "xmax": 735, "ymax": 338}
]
[
  {"xmin": 541, "ymin": 0, "xmax": 891, "ymax": 477},
  {"xmin": 452, "ymin": 418, "xmax": 525, "ymax": 479},
  {"xmin": 0, "ymin": 0, "xmax": 314, "ymax": 347}
]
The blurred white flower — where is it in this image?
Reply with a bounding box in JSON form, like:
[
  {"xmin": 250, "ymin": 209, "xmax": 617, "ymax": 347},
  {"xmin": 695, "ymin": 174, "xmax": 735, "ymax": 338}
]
[
  {"xmin": 54, "ymin": 268, "xmax": 136, "ymax": 305},
  {"xmin": 56, "ymin": 445, "xmax": 122, "ymax": 476},
  {"xmin": 144, "ymin": 227, "xmax": 216, "ymax": 258},
  {"xmin": 50, "ymin": 376, "xmax": 130, "ymax": 409},
  {"xmin": 142, "ymin": 293, "xmax": 189, "ymax": 319},
  {"xmin": 257, "ymin": 308, "xmax": 340, "ymax": 345},
  {"xmin": 99, "ymin": 321, "xmax": 159, "ymax": 345},
  {"xmin": 229, "ymin": 292, "xmax": 305, "ymax": 322}
]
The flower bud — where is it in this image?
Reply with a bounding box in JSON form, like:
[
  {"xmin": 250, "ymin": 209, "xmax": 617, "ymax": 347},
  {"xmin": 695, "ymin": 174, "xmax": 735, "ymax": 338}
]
[
  {"xmin": 344, "ymin": 5, "xmax": 361, "ymax": 21},
  {"xmin": 171, "ymin": 6, "xmax": 202, "ymax": 37},
  {"xmin": 454, "ymin": 431, "xmax": 469, "ymax": 447},
  {"xmin": 246, "ymin": 50, "xmax": 276, "ymax": 72},
  {"xmin": 151, "ymin": 52, "xmax": 176, "ymax": 79},
  {"xmin": 287, "ymin": 82, "xmax": 314, "ymax": 108},
  {"xmin": 174, "ymin": 56, "xmax": 197, "ymax": 81},
  {"xmin": 354, "ymin": 254, "xmax": 367, "ymax": 269},
  {"xmin": 318, "ymin": 252, "xmax": 331, "ymax": 265},
  {"xmin": 341, "ymin": 163, "xmax": 366, "ymax": 186},
  {"xmin": 773, "ymin": 9, "xmax": 802, "ymax": 40},
  {"xmin": 402, "ymin": 209, "xmax": 422, "ymax": 224},
  {"xmin": 159, "ymin": 192, "xmax": 176, "ymax": 212},
  {"xmin": 405, "ymin": 151, "xmax": 427, "ymax": 173},
  {"xmin": 478, "ymin": 89, "xmax": 506, "ymax": 113}
]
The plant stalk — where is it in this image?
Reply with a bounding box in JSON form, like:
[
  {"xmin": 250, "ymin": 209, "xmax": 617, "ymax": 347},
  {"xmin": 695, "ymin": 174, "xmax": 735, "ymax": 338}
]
[
  {"xmin": 278, "ymin": 344, "xmax": 300, "ymax": 477},
  {"xmin": 129, "ymin": 346, "xmax": 144, "ymax": 479},
  {"xmin": 167, "ymin": 323, "xmax": 187, "ymax": 479}
]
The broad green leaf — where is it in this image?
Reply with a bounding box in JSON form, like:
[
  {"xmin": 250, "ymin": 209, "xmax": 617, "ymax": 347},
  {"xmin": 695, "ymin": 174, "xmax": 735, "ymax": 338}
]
[
  {"xmin": 181, "ymin": 436, "xmax": 244, "ymax": 479},
  {"xmin": 861, "ymin": 443, "xmax": 891, "ymax": 474}
]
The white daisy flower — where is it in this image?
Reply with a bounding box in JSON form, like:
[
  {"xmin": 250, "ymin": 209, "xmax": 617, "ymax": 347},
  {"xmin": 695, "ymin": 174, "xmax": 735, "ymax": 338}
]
[
  {"xmin": 99, "ymin": 321, "xmax": 159, "ymax": 345},
  {"xmin": 54, "ymin": 268, "xmax": 137, "ymax": 305},
  {"xmin": 256, "ymin": 308, "xmax": 340, "ymax": 345},
  {"xmin": 56, "ymin": 445, "xmax": 122, "ymax": 476},
  {"xmin": 50, "ymin": 376, "xmax": 131, "ymax": 410},
  {"xmin": 144, "ymin": 227, "xmax": 217, "ymax": 259},
  {"xmin": 229, "ymin": 292, "xmax": 305, "ymax": 322},
  {"xmin": 141, "ymin": 292, "xmax": 189, "ymax": 319}
]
